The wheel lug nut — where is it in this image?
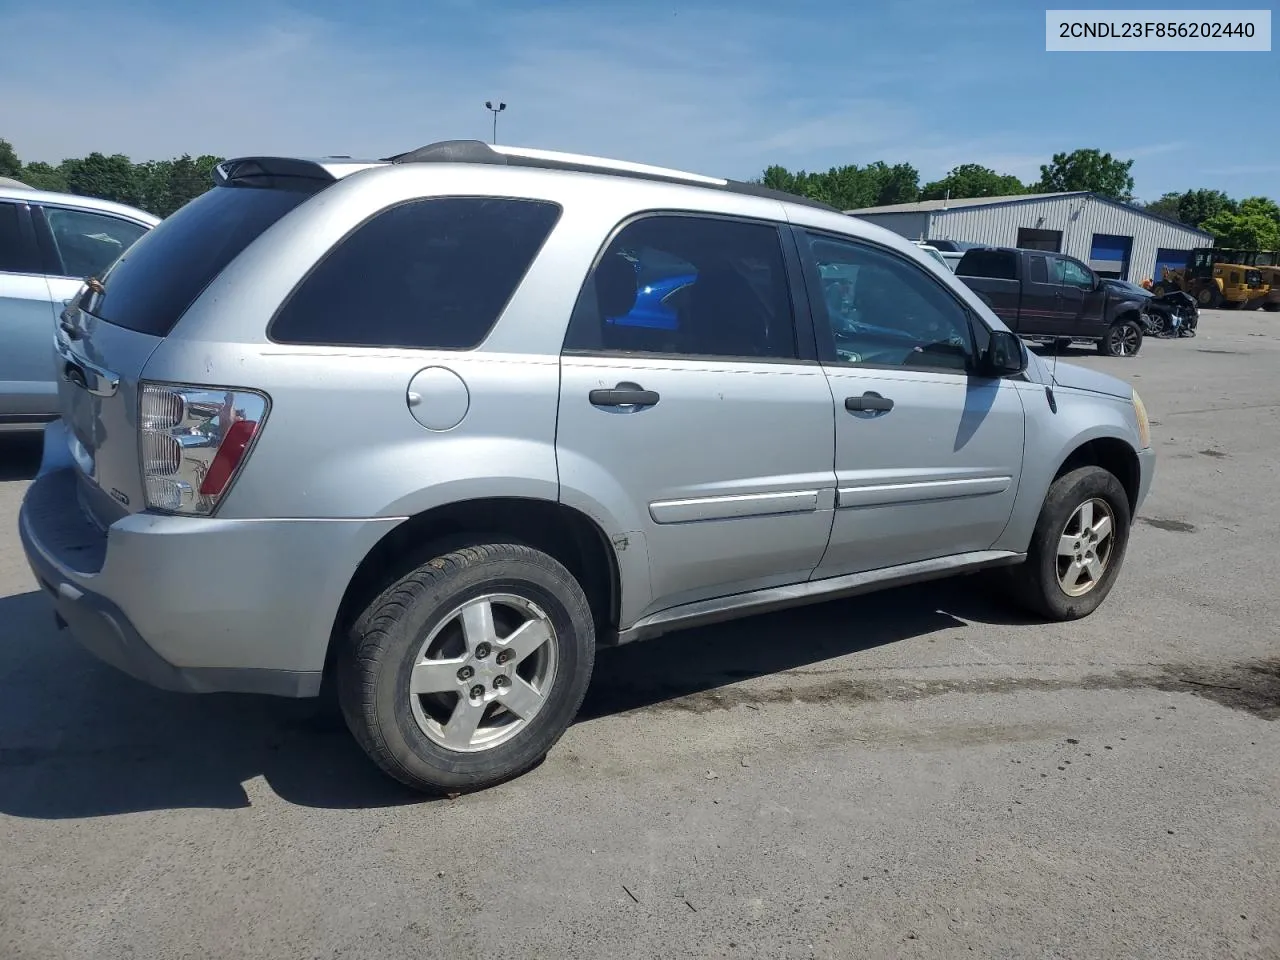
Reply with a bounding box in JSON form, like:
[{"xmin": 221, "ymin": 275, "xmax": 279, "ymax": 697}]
[
  {"xmin": 457, "ymin": 666, "xmax": 474, "ymax": 681},
  {"xmin": 496, "ymin": 650, "xmax": 512, "ymax": 665},
  {"xmin": 494, "ymin": 676, "xmax": 509, "ymax": 689},
  {"xmin": 469, "ymin": 685, "xmax": 484, "ymax": 699},
  {"xmin": 475, "ymin": 643, "xmax": 492, "ymax": 659}
]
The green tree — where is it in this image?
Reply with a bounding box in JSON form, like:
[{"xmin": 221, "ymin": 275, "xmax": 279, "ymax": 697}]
[
  {"xmin": 134, "ymin": 158, "xmax": 174, "ymax": 215},
  {"xmin": 757, "ymin": 161, "xmax": 919, "ymax": 210},
  {"xmin": 164, "ymin": 153, "xmax": 220, "ymax": 215},
  {"xmin": 920, "ymin": 163, "xmax": 1026, "ymax": 201},
  {"xmin": 1035, "ymin": 148, "xmax": 1135, "ymax": 202},
  {"xmin": 1176, "ymin": 188, "xmax": 1236, "ymax": 229},
  {"xmin": 1142, "ymin": 191, "xmax": 1183, "ymax": 221},
  {"xmin": 863, "ymin": 161, "xmax": 920, "ymax": 206},
  {"xmin": 0, "ymin": 138, "xmax": 22, "ymax": 179},
  {"xmin": 1201, "ymin": 196, "xmax": 1280, "ymax": 249},
  {"xmin": 19, "ymin": 161, "xmax": 68, "ymax": 192},
  {"xmin": 62, "ymin": 152, "xmax": 141, "ymax": 206}
]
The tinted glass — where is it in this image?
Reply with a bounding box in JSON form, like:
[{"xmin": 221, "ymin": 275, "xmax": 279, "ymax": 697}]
[
  {"xmin": 272, "ymin": 198, "xmax": 560, "ymax": 350},
  {"xmin": 1028, "ymin": 255, "xmax": 1048, "ymax": 284},
  {"xmin": 956, "ymin": 249, "xmax": 1016, "ymax": 279},
  {"xmin": 0, "ymin": 201, "xmax": 40, "ymax": 274},
  {"xmin": 803, "ymin": 231, "xmax": 973, "ymax": 372},
  {"xmin": 564, "ymin": 215, "xmax": 796, "ymax": 360},
  {"xmin": 87, "ymin": 184, "xmax": 314, "ymax": 336},
  {"xmin": 43, "ymin": 207, "xmax": 147, "ymax": 280}
]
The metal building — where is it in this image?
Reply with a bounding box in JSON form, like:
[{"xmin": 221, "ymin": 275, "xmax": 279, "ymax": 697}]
[{"xmin": 847, "ymin": 192, "xmax": 1212, "ymax": 285}]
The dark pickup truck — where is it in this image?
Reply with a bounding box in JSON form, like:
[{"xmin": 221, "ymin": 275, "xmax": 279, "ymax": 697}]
[{"xmin": 955, "ymin": 247, "xmax": 1148, "ymax": 357}]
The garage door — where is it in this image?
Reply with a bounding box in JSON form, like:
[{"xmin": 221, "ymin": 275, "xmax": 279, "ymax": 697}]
[
  {"xmin": 1089, "ymin": 234, "xmax": 1132, "ymax": 280},
  {"xmin": 1153, "ymin": 247, "xmax": 1192, "ymax": 285}
]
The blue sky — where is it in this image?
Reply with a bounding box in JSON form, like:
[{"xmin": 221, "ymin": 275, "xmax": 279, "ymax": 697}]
[{"xmin": 1, "ymin": 0, "xmax": 1276, "ymax": 201}]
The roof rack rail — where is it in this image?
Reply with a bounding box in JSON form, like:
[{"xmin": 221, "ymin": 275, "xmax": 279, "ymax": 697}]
[{"xmin": 382, "ymin": 140, "xmax": 837, "ymax": 212}]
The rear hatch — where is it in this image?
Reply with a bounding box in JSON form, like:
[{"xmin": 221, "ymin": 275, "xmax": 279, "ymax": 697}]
[{"xmin": 55, "ymin": 181, "xmax": 319, "ymax": 528}]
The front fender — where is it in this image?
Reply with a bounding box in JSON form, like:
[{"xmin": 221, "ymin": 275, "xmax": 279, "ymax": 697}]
[
  {"xmin": 1107, "ymin": 297, "xmax": 1146, "ymax": 325},
  {"xmin": 994, "ymin": 384, "xmax": 1143, "ymax": 553}
]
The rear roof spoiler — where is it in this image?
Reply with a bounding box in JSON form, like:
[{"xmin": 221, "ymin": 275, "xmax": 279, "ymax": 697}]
[{"xmin": 213, "ymin": 157, "xmax": 384, "ymax": 188}]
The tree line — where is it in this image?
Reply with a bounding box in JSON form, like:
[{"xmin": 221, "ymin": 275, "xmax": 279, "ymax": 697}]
[
  {"xmin": 4, "ymin": 137, "xmax": 1278, "ymax": 249},
  {"xmin": 761, "ymin": 147, "xmax": 1279, "ymax": 250},
  {"xmin": 1, "ymin": 138, "xmax": 221, "ymax": 219}
]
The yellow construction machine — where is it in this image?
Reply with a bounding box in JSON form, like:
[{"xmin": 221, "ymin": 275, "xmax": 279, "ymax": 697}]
[{"xmin": 1152, "ymin": 248, "xmax": 1270, "ymax": 308}]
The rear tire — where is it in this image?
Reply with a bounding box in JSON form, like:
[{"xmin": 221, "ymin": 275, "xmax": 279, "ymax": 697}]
[
  {"xmin": 1263, "ymin": 302, "xmax": 1280, "ymax": 313},
  {"xmin": 1003, "ymin": 466, "xmax": 1132, "ymax": 621},
  {"xmin": 1099, "ymin": 319, "xmax": 1143, "ymax": 357},
  {"xmin": 337, "ymin": 543, "xmax": 595, "ymax": 794}
]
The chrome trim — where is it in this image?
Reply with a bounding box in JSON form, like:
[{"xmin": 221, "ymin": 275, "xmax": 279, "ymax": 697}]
[
  {"xmin": 54, "ymin": 336, "xmax": 120, "ymax": 398},
  {"xmin": 612, "ymin": 549, "xmax": 1024, "ymax": 644},
  {"xmin": 649, "ymin": 489, "xmax": 821, "ymax": 524},
  {"xmin": 836, "ymin": 476, "xmax": 1011, "ymax": 509}
]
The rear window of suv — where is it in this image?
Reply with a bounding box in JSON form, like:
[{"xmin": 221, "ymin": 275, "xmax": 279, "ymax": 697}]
[
  {"xmin": 956, "ymin": 249, "xmax": 1016, "ymax": 280},
  {"xmin": 270, "ymin": 197, "xmax": 562, "ymax": 350},
  {"xmin": 87, "ymin": 184, "xmax": 315, "ymax": 337}
]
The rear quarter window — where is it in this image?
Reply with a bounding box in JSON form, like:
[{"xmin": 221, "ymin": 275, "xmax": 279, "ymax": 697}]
[{"xmin": 270, "ymin": 197, "xmax": 562, "ymax": 350}]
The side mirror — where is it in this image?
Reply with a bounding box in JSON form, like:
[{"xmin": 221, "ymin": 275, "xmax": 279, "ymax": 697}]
[{"xmin": 980, "ymin": 330, "xmax": 1027, "ymax": 377}]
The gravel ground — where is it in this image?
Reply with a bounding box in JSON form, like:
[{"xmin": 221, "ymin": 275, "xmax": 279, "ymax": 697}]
[{"xmin": 0, "ymin": 309, "xmax": 1277, "ymax": 959}]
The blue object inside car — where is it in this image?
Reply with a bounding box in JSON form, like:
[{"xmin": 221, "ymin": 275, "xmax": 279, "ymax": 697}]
[{"xmin": 606, "ymin": 268, "xmax": 697, "ymax": 330}]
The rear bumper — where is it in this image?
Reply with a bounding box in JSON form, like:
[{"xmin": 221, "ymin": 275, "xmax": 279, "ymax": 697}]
[{"xmin": 19, "ymin": 422, "xmax": 401, "ymax": 697}]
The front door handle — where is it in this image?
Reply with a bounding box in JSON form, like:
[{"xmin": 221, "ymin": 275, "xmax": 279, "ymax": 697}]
[
  {"xmin": 589, "ymin": 383, "xmax": 660, "ymax": 408},
  {"xmin": 845, "ymin": 392, "xmax": 894, "ymax": 413}
]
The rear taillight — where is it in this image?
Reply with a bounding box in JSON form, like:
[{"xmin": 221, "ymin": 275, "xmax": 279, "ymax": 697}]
[{"xmin": 139, "ymin": 383, "xmax": 268, "ymax": 515}]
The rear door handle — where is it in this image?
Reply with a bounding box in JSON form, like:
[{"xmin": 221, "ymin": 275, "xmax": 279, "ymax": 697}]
[
  {"xmin": 589, "ymin": 384, "xmax": 660, "ymax": 408},
  {"xmin": 845, "ymin": 392, "xmax": 894, "ymax": 413}
]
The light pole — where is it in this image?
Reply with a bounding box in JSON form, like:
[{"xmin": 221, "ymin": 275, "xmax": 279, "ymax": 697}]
[{"xmin": 484, "ymin": 101, "xmax": 506, "ymax": 144}]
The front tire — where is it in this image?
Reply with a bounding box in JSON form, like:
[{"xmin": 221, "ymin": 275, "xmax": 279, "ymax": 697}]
[
  {"xmin": 337, "ymin": 543, "xmax": 596, "ymax": 794},
  {"xmin": 1099, "ymin": 319, "xmax": 1143, "ymax": 357},
  {"xmin": 1197, "ymin": 286, "xmax": 1222, "ymax": 309},
  {"xmin": 1005, "ymin": 466, "xmax": 1132, "ymax": 620}
]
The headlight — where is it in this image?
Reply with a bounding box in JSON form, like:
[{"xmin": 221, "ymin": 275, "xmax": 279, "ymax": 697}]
[{"xmin": 1131, "ymin": 389, "xmax": 1151, "ymax": 449}]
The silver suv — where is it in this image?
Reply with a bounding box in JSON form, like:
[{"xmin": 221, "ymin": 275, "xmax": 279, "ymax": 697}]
[{"xmin": 19, "ymin": 141, "xmax": 1155, "ymax": 794}]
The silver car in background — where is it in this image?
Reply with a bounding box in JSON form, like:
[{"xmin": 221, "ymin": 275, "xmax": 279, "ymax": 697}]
[
  {"xmin": 19, "ymin": 141, "xmax": 1154, "ymax": 795},
  {"xmin": 0, "ymin": 183, "xmax": 158, "ymax": 430}
]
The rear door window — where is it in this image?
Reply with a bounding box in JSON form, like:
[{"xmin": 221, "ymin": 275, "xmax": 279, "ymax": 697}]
[
  {"xmin": 271, "ymin": 197, "xmax": 561, "ymax": 350},
  {"xmin": 85, "ymin": 184, "xmax": 316, "ymax": 337},
  {"xmin": 1028, "ymin": 255, "xmax": 1049, "ymax": 284},
  {"xmin": 563, "ymin": 214, "xmax": 797, "ymax": 360}
]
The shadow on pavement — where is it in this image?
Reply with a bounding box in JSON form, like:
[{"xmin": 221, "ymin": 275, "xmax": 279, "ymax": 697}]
[
  {"xmin": 0, "ymin": 576, "xmax": 1034, "ymax": 819},
  {"xmin": 0, "ymin": 434, "xmax": 43, "ymax": 482}
]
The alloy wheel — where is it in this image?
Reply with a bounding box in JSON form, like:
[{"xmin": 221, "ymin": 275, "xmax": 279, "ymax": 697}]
[
  {"xmin": 408, "ymin": 594, "xmax": 558, "ymax": 752},
  {"xmin": 1056, "ymin": 498, "xmax": 1116, "ymax": 597}
]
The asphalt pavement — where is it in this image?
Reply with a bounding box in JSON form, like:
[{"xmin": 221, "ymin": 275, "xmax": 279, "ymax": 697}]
[{"xmin": 0, "ymin": 310, "xmax": 1277, "ymax": 959}]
